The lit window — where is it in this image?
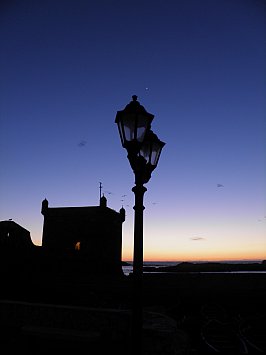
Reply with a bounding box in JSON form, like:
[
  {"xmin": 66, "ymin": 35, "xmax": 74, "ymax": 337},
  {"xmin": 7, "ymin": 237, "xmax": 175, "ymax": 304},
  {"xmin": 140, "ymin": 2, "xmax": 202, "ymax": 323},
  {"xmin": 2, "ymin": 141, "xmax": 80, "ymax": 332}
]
[{"xmin": 75, "ymin": 241, "xmax": 81, "ymax": 251}]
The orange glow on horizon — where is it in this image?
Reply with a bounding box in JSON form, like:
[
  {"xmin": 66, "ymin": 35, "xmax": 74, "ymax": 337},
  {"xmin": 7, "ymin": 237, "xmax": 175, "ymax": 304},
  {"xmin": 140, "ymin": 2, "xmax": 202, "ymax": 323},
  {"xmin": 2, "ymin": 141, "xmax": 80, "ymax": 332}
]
[{"xmin": 122, "ymin": 250, "xmax": 266, "ymax": 262}]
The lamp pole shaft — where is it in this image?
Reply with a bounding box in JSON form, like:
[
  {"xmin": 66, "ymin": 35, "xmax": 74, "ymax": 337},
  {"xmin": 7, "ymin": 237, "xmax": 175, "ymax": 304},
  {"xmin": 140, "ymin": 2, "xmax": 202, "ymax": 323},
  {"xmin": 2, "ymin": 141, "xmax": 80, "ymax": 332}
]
[
  {"xmin": 132, "ymin": 183, "xmax": 146, "ymax": 276},
  {"xmin": 132, "ymin": 182, "xmax": 147, "ymax": 355}
]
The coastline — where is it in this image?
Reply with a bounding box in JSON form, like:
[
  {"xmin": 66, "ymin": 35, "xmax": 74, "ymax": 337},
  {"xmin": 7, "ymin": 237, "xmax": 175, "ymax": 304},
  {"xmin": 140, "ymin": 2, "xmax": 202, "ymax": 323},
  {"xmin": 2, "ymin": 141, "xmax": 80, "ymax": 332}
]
[{"xmin": 123, "ymin": 260, "xmax": 266, "ymax": 275}]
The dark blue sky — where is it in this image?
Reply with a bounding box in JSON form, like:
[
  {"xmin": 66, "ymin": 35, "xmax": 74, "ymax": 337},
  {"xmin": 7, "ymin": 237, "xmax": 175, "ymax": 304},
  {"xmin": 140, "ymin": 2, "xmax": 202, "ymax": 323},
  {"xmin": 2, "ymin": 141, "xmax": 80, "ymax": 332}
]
[{"xmin": 1, "ymin": 0, "xmax": 265, "ymax": 260}]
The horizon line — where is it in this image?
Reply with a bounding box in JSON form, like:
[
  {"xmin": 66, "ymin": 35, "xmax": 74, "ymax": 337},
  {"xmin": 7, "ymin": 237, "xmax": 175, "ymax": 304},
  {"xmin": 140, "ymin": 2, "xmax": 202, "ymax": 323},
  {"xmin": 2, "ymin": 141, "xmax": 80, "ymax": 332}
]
[{"xmin": 123, "ymin": 258, "xmax": 265, "ymax": 263}]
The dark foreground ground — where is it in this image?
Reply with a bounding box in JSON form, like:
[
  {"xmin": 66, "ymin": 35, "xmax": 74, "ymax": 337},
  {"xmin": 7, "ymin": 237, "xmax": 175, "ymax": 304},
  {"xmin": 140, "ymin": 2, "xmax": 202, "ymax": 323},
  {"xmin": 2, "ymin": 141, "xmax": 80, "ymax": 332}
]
[
  {"xmin": 1, "ymin": 260, "xmax": 266, "ymax": 354},
  {"xmin": 142, "ymin": 272, "xmax": 266, "ymax": 354}
]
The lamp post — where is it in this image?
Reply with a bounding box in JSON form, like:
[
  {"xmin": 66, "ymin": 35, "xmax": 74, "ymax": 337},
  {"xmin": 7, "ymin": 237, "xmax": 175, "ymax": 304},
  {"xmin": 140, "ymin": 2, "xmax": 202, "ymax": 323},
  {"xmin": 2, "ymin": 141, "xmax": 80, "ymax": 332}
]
[{"xmin": 115, "ymin": 95, "xmax": 165, "ymax": 354}]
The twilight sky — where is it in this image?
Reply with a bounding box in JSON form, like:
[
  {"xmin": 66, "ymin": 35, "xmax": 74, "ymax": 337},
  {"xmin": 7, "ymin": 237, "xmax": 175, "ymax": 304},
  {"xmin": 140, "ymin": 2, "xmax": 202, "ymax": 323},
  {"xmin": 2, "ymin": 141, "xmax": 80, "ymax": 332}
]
[{"xmin": 1, "ymin": 0, "xmax": 265, "ymax": 261}]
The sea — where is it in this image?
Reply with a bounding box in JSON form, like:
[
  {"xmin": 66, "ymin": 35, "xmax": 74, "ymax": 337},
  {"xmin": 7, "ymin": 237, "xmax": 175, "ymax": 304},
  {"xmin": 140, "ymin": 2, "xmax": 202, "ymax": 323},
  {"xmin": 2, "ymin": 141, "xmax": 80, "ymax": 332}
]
[{"xmin": 122, "ymin": 260, "xmax": 266, "ymax": 276}]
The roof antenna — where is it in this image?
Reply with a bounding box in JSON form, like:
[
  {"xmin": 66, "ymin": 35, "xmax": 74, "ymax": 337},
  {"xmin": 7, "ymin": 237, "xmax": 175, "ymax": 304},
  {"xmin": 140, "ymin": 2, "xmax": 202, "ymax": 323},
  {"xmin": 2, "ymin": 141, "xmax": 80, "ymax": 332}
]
[{"xmin": 99, "ymin": 181, "xmax": 102, "ymax": 200}]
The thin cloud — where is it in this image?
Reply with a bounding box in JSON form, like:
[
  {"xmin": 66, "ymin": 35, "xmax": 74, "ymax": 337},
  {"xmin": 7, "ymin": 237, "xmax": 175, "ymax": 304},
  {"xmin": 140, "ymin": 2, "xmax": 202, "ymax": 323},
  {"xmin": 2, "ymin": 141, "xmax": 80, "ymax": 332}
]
[
  {"xmin": 78, "ymin": 140, "xmax": 87, "ymax": 147},
  {"xmin": 190, "ymin": 237, "xmax": 206, "ymax": 241}
]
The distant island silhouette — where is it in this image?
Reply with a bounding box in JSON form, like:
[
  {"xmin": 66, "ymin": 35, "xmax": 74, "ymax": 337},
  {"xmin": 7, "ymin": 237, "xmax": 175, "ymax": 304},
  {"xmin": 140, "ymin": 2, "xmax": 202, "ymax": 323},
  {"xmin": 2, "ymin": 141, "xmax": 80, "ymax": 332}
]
[{"xmin": 142, "ymin": 260, "xmax": 266, "ymax": 273}]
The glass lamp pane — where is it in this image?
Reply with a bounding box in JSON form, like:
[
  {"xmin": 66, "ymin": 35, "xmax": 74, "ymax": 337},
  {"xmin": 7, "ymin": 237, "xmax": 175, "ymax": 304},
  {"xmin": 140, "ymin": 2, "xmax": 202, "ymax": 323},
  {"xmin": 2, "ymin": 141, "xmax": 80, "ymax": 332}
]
[
  {"xmin": 139, "ymin": 141, "xmax": 151, "ymax": 163},
  {"xmin": 136, "ymin": 114, "xmax": 151, "ymax": 143},
  {"xmin": 150, "ymin": 141, "xmax": 161, "ymax": 166},
  {"xmin": 117, "ymin": 119, "xmax": 125, "ymax": 146},
  {"xmin": 122, "ymin": 114, "xmax": 136, "ymax": 142}
]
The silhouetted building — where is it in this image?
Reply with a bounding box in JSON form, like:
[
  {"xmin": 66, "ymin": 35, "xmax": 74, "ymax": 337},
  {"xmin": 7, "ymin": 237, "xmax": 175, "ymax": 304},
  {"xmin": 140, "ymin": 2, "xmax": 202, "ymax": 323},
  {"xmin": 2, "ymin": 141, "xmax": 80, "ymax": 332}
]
[
  {"xmin": 41, "ymin": 196, "xmax": 125, "ymax": 272},
  {"xmin": 0, "ymin": 220, "xmax": 34, "ymax": 250}
]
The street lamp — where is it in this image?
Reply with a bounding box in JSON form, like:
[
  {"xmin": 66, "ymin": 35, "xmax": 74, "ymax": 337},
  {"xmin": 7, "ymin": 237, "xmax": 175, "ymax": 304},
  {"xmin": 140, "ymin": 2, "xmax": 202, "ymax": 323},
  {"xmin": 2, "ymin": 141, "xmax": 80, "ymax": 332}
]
[
  {"xmin": 115, "ymin": 95, "xmax": 165, "ymax": 354},
  {"xmin": 115, "ymin": 95, "xmax": 164, "ymax": 183}
]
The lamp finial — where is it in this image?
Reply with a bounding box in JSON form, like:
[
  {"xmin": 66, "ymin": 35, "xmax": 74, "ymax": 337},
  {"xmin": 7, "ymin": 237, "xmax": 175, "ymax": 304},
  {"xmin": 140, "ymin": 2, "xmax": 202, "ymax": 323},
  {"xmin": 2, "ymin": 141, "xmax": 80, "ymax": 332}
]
[{"xmin": 132, "ymin": 95, "xmax": 138, "ymax": 101}]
